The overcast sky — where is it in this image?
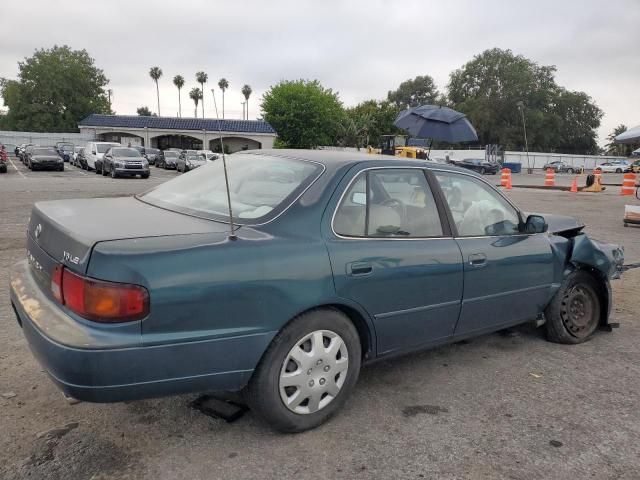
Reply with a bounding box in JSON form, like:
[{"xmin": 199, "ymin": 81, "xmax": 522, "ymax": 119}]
[{"xmin": 1, "ymin": 0, "xmax": 638, "ymax": 146}]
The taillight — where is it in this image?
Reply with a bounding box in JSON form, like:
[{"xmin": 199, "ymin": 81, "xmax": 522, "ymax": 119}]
[
  {"xmin": 51, "ymin": 266, "xmax": 149, "ymax": 323},
  {"xmin": 51, "ymin": 265, "xmax": 63, "ymax": 302}
]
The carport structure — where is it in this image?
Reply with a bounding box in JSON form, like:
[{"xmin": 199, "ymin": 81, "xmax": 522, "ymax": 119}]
[{"xmin": 78, "ymin": 114, "xmax": 276, "ymax": 152}]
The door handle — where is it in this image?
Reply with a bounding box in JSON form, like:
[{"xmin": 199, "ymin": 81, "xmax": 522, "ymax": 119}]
[
  {"xmin": 468, "ymin": 253, "xmax": 487, "ymax": 267},
  {"xmin": 346, "ymin": 262, "xmax": 373, "ymax": 276}
]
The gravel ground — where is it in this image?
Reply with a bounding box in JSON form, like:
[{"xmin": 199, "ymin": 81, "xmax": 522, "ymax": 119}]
[{"xmin": 1, "ymin": 158, "xmax": 639, "ymax": 480}]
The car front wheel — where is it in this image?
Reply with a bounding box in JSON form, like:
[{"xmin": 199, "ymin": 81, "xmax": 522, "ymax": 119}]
[
  {"xmin": 246, "ymin": 308, "xmax": 362, "ymax": 433},
  {"xmin": 544, "ymin": 270, "xmax": 601, "ymax": 344}
]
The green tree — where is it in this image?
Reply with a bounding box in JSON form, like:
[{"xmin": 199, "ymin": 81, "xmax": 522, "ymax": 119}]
[
  {"xmin": 0, "ymin": 45, "xmax": 111, "ymax": 132},
  {"xmin": 189, "ymin": 87, "xmax": 202, "ymax": 118},
  {"xmin": 387, "ymin": 75, "xmax": 440, "ymax": 109},
  {"xmin": 149, "ymin": 66, "xmax": 162, "ymax": 116},
  {"xmin": 241, "ymin": 84, "xmax": 252, "ymax": 120},
  {"xmin": 261, "ymin": 79, "xmax": 345, "ymax": 148},
  {"xmin": 173, "ymin": 75, "xmax": 185, "ymax": 117},
  {"xmin": 604, "ymin": 124, "xmax": 629, "ymax": 155},
  {"xmin": 136, "ymin": 106, "xmax": 156, "ymax": 116},
  {"xmin": 218, "ymin": 78, "xmax": 229, "ymax": 119},
  {"xmin": 447, "ymin": 48, "xmax": 602, "ymax": 154},
  {"xmin": 345, "ymin": 100, "xmax": 401, "ymax": 147},
  {"xmin": 196, "ymin": 71, "xmax": 208, "ymax": 117}
]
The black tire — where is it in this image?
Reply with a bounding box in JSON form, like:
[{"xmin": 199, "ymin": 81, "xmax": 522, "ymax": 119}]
[
  {"xmin": 544, "ymin": 270, "xmax": 601, "ymax": 344},
  {"xmin": 585, "ymin": 174, "xmax": 595, "ymax": 187},
  {"xmin": 615, "ymin": 168, "xmax": 622, "ymax": 173},
  {"xmin": 142, "ymin": 173, "xmax": 149, "ymax": 179},
  {"xmin": 184, "ymin": 165, "xmax": 190, "ymax": 173},
  {"xmin": 479, "ymin": 167, "xmax": 486, "ymax": 175},
  {"xmin": 58, "ymin": 165, "xmax": 64, "ymax": 172},
  {"xmin": 566, "ymin": 168, "xmax": 574, "ymax": 174},
  {"xmin": 246, "ymin": 308, "xmax": 362, "ymax": 433},
  {"xmin": 111, "ymin": 168, "xmax": 117, "ymax": 179},
  {"xmin": 101, "ymin": 164, "xmax": 108, "ymax": 176}
]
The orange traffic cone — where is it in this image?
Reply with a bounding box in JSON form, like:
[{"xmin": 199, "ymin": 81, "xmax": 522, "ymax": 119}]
[
  {"xmin": 545, "ymin": 168, "xmax": 555, "ymax": 186},
  {"xmin": 570, "ymin": 178, "xmax": 578, "ymax": 193},
  {"xmin": 506, "ymin": 174, "xmax": 512, "ymax": 190}
]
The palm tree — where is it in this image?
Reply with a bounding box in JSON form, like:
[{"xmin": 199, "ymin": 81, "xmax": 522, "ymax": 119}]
[
  {"xmin": 149, "ymin": 67, "xmax": 163, "ymax": 116},
  {"xmin": 218, "ymin": 78, "xmax": 229, "ymax": 119},
  {"xmin": 241, "ymin": 84, "xmax": 252, "ymax": 120},
  {"xmin": 195, "ymin": 72, "xmax": 208, "ymax": 118},
  {"xmin": 173, "ymin": 75, "xmax": 185, "ymax": 118},
  {"xmin": 189, "ymin": 87, "xmax": 202, "ymax": 118}
]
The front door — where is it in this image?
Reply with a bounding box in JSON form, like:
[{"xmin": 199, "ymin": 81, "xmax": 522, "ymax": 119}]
[
  {"xmin": 433, "ymin": 171, "xmax": 554, "ymax": 336},
  {"xmin": 325, "ymin": 166, "xmax": 464, "ymax": 356}
]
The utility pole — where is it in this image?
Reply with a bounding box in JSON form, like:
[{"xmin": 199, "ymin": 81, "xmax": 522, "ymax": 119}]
[
  {"xmin": 107, "ymin": 89, "xmax": 113, "ymax": 112},
  {"xmin": 241, "ymin": 102, "xmax": 246, "ymax": 120},
  {"xmin": 517, "ymin": 101, "xmax": 531, "ymax": 173}
]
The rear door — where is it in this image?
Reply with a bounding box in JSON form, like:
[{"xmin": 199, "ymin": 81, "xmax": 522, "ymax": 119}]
[
  {"xmin": 324, "ymin": 166, "xmax": 463, "ymax": 356},
  {"xmin": 433, "ymin": 170, "xmax": 554, "ymax": 336}
]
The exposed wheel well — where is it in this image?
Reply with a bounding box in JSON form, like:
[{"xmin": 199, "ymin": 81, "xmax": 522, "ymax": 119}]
[{"xmin": 284, "ymin": 304, "xmax": 374, "ymax": 361}]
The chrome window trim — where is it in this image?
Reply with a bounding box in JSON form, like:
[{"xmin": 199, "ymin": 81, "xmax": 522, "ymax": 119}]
[{"xmin": 330, "ymin": 166, "xmax": 449, "ymax": 241}]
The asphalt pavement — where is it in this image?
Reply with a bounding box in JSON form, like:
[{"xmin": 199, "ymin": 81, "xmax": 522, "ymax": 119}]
[{"xmin": 1, "ymin": 159, "xmax": 639, "ymax": 480}]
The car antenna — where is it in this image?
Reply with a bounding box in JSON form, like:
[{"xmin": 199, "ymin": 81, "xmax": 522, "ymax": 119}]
[{"xmin": 210, "ymin": 88, "xmax": 237, "ymax": 241}]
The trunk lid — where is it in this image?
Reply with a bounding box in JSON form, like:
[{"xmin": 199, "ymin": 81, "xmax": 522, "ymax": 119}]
[{"xmin": 27, "ymin": 196, "xmax": 230, "ymax": 277}]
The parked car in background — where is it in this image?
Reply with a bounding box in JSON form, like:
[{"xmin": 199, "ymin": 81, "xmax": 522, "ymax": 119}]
[
  {"xmin": 10, "ymin": 150, "xmax": 624, "ymax": 433},
  {"xmin": 18, "ymin": 144, "xmax": 35, "ymax": 163},
  {"xmin": 448, "ymin": 158, "xmax": 499, "ymax": 175},
  {"xmin": 55, "ymin": 143, "xmax": 74, "ymax": 162},
  {"xmin": 144, "ymin": 147, "xmax": 162, "ymax": 165},
  {"xmin": 204, "ymin": 152, "xmax": 220, "ymax": 161},
  {"xmin": 157, "ymin": 150, "xmax": 179, "ymax": 169},
  {"xmin": 596, "ymin": 160, "xmax": 632, "ymax": 173},
  {"xmin": 542, "ymin": 161, "xmax": 583, "ymax": 174},
  {"xmin": 71, "ymin": 147, "xmax": 84, "ymax": 167},
  {"xmin": 630, "ymin": 159, "xmax": 640, "ymax": 174},
  {"xmin": 85, "ymin": 141, "xmax": 120, "ymax": 172},
  {"xmin": 102, "ymin": 147, "xmax": 150, "ymax": 179},
  {"xmin": 26, "ymin": 146, "xmax": 64, "ymax": 171},
  {"xmin": 177, "ymin": 153, "xmax": 207, "ymax": 172},
  {"xmin": 0, "ymin": 146, "xmax": 8, "ymax": 173},
  {"xmin": 2, "ymin": 143, "xmax": 17, "ymax": 157}
]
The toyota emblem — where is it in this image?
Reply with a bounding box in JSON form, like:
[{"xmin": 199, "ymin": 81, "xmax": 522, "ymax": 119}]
[{"xmin": 35, "ymin": 223, "xmax": 42, "ymax": 239}]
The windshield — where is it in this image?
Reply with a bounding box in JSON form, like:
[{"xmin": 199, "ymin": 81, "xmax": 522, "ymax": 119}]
[
  {"xmin": 112, "ymin": 148, "xmax": 141, "ymax": 157},
  {"xmin": 97, "ymin": 144, "xmax": 113, "ymax": 153},
  {"xmin": 140, "ymin": 154, "xmax": 323, "ymax": 224},
  {"xmin": 34, "ymin": 148, "xmax": 57, "ymax": 155}
]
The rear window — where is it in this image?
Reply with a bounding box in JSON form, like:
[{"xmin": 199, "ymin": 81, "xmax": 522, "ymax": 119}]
[
  {"xmin": 164, "ymin": 151, "xmax": 179, "ymax": 158},
  {"xmin": 139, "ymin": 154, "xmax": 323, "ymax": 224},
  {"xmin": 146, "ymin": 148, "xmax": 160, "ymax": 154},
  {"xmin": 96, "ymin": 144, "xmax": 112, "ymax": 153}
]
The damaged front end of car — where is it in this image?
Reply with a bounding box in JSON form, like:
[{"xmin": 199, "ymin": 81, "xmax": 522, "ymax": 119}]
[{"xmin": 543, "ymin": 214, "xmax": 625, "ymax": 330}]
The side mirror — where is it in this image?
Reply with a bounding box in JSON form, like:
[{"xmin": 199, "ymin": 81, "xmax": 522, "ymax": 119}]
[
  {"xmin": 524, "ymin": 214, "xmax": 547, "ymax": 234},
  {"xmin": 351, "ymin": 192, "xmax": 367, "ymax": 206}
]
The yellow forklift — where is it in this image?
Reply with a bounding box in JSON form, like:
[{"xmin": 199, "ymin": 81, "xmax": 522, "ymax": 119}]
[{"xmin": 368, "ymin": 135, "xmax": 429, "ymax": 159}]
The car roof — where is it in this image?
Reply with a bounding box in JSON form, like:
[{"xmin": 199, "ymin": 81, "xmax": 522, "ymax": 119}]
[{"xmin": 242, "ymin": 149, "xmax": 467, "ymax": 174}]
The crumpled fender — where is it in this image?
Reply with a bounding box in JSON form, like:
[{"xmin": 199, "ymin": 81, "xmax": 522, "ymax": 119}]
[
  {"xmin": 547, "ymin": 232, "xmax": 624, "ymax": 328},
  {"xmin": 571, "ymin": 235, "xmax": 625, "ymax": 280}
]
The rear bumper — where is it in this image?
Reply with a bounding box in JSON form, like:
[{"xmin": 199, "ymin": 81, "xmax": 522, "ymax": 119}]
[{"xmin": 10, "ymin": 260, "xmax": 272, "ymax": 402}]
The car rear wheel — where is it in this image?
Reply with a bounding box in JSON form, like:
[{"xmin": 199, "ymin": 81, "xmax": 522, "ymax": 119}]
[
  {"xmin": 566, "ymin": 168, "xmax": 574, "ymax": 174},
  {"xmin": 616, "ymin": 168, "xmax": 622, "ymax": 173},
  {"xmin": 544, "ymin": 270, "xmax": 601, "ymax": 344},
  {"xmin": 246, "ymin": 308, "xmax": 361, "ymax": 433},
  {"xmin": 111, "ymin": 168, "xmax": 117, "ymax": 179},
  {"xmin": 479, "ymin": 167, "xmax": 486, "ymax": 175}
]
